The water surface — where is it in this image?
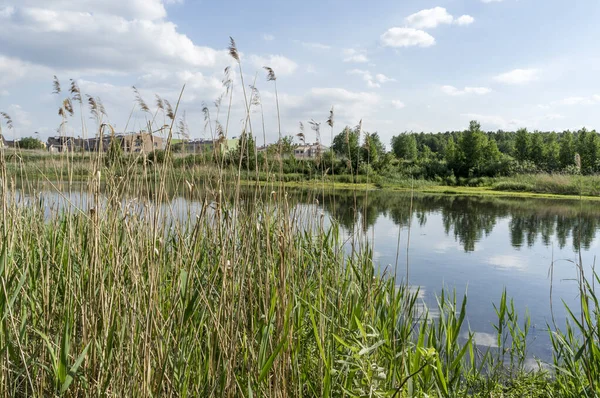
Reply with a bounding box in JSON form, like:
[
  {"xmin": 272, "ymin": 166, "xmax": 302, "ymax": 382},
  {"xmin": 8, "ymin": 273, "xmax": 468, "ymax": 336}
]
[{"xmin": 16, "ymin": 186, "xmax": 600, "ymax": 362}]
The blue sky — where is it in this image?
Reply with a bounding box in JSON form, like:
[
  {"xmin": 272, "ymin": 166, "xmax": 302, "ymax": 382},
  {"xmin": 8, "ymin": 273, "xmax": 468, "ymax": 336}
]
[{"xmin": 0, "ymin": 0, "xmax": 599, "ymax": 146}]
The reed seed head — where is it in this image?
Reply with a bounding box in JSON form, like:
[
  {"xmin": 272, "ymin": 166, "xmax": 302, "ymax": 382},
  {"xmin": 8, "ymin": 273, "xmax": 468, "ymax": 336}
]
[
  {"xmin": 69, "ymin": 79, "xmax": 82, "ymax": 104},
  {"xmin": 228, "ymin": 37, "xmax": 240, "ymax": 62},
  {"xmin": 327, "ymin": 107, "xmax": 334, "ymax": 128},
  {"xmin": 164, "ymin": 99, "xmax": 175, "ymax": 121},
  {"xmin": 264, "ymin": 66, "xmax": 276, "ymax": 81},
  {"xmin": 132, "ymin": 86, "xmax": 150, "ymax": 113},
  {"xmin": 0, "ymin": 112, "xmax": 13, "ymax": 129},
  {"xmin": 52, "ymin": 75, "xmax": 61, "ymax": 94}
]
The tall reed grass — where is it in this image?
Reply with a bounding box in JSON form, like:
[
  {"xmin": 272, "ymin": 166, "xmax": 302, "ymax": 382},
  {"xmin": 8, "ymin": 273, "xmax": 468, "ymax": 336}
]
[{"xmin": 1, "ymin": 38, "xmax": 599, "ymax": 397}]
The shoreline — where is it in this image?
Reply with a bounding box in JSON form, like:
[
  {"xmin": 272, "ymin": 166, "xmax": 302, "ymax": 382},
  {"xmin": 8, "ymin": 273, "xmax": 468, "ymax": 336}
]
[{"xmin": 244, "ymin": 179, "xmax": 600, "ymax": 201}]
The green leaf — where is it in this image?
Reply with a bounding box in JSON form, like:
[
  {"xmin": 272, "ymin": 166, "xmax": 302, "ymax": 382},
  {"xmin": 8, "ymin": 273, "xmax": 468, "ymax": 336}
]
[{"xmin": 60, "ymin": 342, "xmax": 91, "ymax": 394}]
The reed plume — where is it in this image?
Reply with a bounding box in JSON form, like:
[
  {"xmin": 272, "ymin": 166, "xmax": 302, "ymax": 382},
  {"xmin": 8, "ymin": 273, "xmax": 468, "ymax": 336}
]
[
  {"xmin": 69, "ymin": 79, "xmax": 82, "ymax": 104},
  {"xmin": 52, "ymin": 75, "xmax": 61, "ymax": 94},
  {"xmin": 59, "ymin": 98, "xmax": 74, "ymax": 117},
  {"xmin": 164, "ymin": 99, "xmax": 175, "ymax": 121},
  {"xmin": 132, "ymin": 86, "xmax": 150, "ymax": 113},
  {"xmin": 155, "ymin": 95, "xmax": 165, "ymax": 112},
  {"xmin": 87, "ymin": 95, "xmax": 101, "ymax": 124},
  {"xmin": 228, "ymin": 37, "xmax": 240, "ymax": 62},
  {"xmin": 0, "ymin": 112, "xmax": 13, "ymax": 130},
  {"xmin": 264, "ymin": 66, "xmax": 276, "ymax": 82}
]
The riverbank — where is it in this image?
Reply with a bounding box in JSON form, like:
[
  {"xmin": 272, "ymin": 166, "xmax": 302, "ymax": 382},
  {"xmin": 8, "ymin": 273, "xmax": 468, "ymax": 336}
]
[
  {"xmin": 4, "ymin": 149, "xmax": 600, "ymax": 200},
  {"xmin": 247, "ymin": 178, "xmax": 600, "ymax": 202}
]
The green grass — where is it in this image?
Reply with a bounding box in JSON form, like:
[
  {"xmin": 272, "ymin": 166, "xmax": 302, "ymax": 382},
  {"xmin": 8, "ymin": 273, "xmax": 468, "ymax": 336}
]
[{"xmin": 2, "ymin": 45, "xmax": 600, "ymax": 395}]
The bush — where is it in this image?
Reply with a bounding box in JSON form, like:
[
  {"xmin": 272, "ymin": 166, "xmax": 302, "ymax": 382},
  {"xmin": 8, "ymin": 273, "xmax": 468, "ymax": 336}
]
[
  {"xmin": 147, "ymin": 150, "xmax": 166, "ymax": 164},
  {"xmin": 16, "ymin": 137, "xmax": 45, "ymax": 150}
]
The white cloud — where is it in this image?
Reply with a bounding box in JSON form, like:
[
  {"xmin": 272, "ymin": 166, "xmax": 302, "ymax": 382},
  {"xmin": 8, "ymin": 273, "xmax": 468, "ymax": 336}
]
[
  {"xmin": 0, "ymin": 3, "xmax": 231, "ymax": 74},
  {"xmin": 0, "ymin": 90, "xmax": 9, "ymax": 96},
  {"xmin": 12, "ymin": 0, "xmax": 169, "ymax": 20},
  {"xmin": 441, "ymin": 85, "xmax": 491, "ymax": 96},
  {"xmin": 494, "ymin": 68, "xmax": 539, "ymax": 85},
  {"xmin": 375, "ymin": 73, "xmax": 395, "ymax": 84},
  {"xmin": 405, "ymin": 7, "xmax": 453, "ymax": 29},
  {"xmin": 248, "ymin": 55, "xmax": 298, "ymax": 76},
  {"xmin": 380, "ymin": 28, "xmax": 435, "ymax": 48},
  {"xmin": 263, "ymin": 33, "xmax": 275, "ymax": 41},
  {"xmin": 468, "ymin": 332, "xmax": 499, "ymax": 348},
  {"xmin": 0, "ymin": 6, "xmax": 15, "ymax": 18},
  {"xmin": 392, "ymin": 100, "xmax": 405, "ymax": 109},
  {"xmin": 0, "ymin": 56, "xmax": 50, "ymax": 87},
  {"xmin": 5, "ymin": 104, "xmax": 32, "ymax": 133},
  {"xmin": 300, "ymin": 41, "xmax": 331, "ymax": 50},
  {"xmin": 556, "ymin": 95, "xmax": 600, "ymax": 106},
  {"xmin": 461, "ymin": 113, "xmax": 525, "ymax": 129},
  {"xmin": 481, "ymin": 0, "xmax": 504, "ymax": 3},
  {"xmin": 404, "ymin": 7, "xmax": 474, "ymax": 29},
  {"xmin": 343, "ymin": 48, "xmax": 369, "ymax": 63},
  {"xmin": 306, "ymin": 64, "xmax": 317, "ymax": 74},
  {"xmin": 348, "ymin": 69, "xmax": 395, "ymax": 88},
  {"xmin": 488, "ymin": 255, "xmax": 526, "ymax": 270},
  {"xmin": 275, "ymin": 87, "xmax": 380, "ymax": 135},
  {"xmin": 455, "ymin": 15, "xmax": 475, "ymax": 26}
]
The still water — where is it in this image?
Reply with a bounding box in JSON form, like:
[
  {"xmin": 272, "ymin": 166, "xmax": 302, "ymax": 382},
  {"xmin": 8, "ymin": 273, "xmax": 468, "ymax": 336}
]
[
  {"xmin": 309, "ymin": 190, "xmax": 599, "ymax": 362},
  {"xmin": 17, "ymin": 186, "xmax": 600, "ymax": 362}
]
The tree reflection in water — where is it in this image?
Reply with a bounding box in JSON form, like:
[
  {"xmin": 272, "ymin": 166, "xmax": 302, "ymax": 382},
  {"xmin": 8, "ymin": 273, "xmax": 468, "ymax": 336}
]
[{"xmin": 280, "ymin": 189, "xmax": 600, "ymax": 253}]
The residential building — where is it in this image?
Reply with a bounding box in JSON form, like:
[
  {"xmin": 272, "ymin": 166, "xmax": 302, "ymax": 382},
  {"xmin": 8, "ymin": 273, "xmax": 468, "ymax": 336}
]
[
  {"xmin": 47, "ymin": 136, "xmax": 78, "ymax": 152},
  {"xmin": 47, "ymin": 132, "xmax": 164, "ymax": 153},
  {"xmin": 173, "ymin": 137, "xmax": 240, "ymax": 154},
  {"xmin": 293, "ymin": 143, "xmax": 328, "ymax": 159},
  {"xmin": 120, "ymin": 132, "xmax": 164, "ymax": 153}
]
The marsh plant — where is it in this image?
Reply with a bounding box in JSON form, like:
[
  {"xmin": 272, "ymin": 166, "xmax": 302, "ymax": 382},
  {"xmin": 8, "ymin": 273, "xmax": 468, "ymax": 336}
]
[{"xmin": 0, "ymin": 38, "xmax": 599, "ymax": 397}]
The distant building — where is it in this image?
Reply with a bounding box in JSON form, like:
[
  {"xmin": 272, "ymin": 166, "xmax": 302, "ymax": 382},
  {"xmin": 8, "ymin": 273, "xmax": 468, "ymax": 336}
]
[
  {"xmin": 47, "ymin": 136, "xmax": 78, "ymax": 152},
  {"xmin": 120, "ymin": 132, "xmax": 164, "ymax": 153},
  {"xmin": 173, "ymin": 137, "xmax": 240, "ymax": 154},
  {"xmin": 173, "ymin": 139, "xmax": 213, "ymax": 153},
  {"xmin": 293, "ymin": 143, "xmax": 328, "ymax": 159},
  {"xmin": 47, "ymin": 132, "xmax": 164, "ymax": 153}
]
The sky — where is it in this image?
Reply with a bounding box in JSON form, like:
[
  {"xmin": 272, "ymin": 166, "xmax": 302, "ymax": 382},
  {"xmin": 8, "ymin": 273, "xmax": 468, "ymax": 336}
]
[{"xmin": 0, "ymin": 0, "xmax": 599, "ymax": 147}]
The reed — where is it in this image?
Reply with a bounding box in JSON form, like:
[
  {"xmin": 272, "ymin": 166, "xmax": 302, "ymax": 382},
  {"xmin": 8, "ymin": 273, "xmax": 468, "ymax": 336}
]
[{"xmin": 1, "ymin": 38, "xmax": 599, "ymax": 397}]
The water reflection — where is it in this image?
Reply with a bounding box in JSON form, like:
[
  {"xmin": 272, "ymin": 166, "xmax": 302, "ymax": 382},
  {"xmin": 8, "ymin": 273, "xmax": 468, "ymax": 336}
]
[{"xmin": 304, "ymin": 190, "xmax": 600, "ymax": 253}]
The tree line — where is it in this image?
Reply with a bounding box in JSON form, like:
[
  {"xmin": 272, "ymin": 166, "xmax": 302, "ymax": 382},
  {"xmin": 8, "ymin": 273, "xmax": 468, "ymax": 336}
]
[{"xmin": 388, "ymin": 121, "xmax": 598, "ymax": 178}]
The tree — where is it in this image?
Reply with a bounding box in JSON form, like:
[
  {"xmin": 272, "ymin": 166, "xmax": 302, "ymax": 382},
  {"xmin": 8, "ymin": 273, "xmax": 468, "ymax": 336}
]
[
  {"xmin": 16, "ymin": 137, "xmax": 45, "ymax": 150},
  {"xmin": 544, "ymin": 132, "xmax": 560, "ymax": 171},
  {"xmin": 391, "ymin": 134, "xmax": 417, "ymax": 160},
  {"xmin": 559, "ymin": 131, "xmax": 575, "ymax": 169},
  {"xmin": 332, "ymin": 126, "xmax": 361, "ymax": 172},
  {"xmin": 458, "ymin": 121, "xmax": 488, "ymax": 175},
  {"xmin": 514, "ymin": 128, "xmax": 530, "ymax": 162},
  {"xmin": 529, "ymin": 132, "xmax": 545, "ymax": 166},
  {"xmin": 277, "ymin": 135, "xmax": 295, "ymax": 157},
  {"xmin": 577, "ymin": 128, "xmax": 600, "ymax": 174},
  {"xmin": 362, "ymin": 132, "xmax": 385, "ymax": 168},
  {"xmin": 235, "ymin": 131, "xmax": 256, "ymax": 170},
  {"xmin": 445, "ymin": 136, "xmax": 459, "ymax": 172},
  {"xmin": 484, "ymin": 137, "xmax": 501, "ymax": 164}
]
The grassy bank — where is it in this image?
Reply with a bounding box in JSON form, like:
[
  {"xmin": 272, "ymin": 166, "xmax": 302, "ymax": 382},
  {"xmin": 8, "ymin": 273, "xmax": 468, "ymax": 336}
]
[{"xmin": 5, "ymin": 149, "xmax": 600, "ymax": 200}]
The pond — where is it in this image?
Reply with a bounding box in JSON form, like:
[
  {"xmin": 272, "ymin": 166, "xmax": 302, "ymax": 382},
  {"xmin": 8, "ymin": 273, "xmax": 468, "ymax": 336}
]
[
  {"xmin": 309, "ymin": 189, "xmax": 599, "ymax": 363},
  {"xmin": 16, "ymin": 185, "xmax": 600, "ymax": 363}
]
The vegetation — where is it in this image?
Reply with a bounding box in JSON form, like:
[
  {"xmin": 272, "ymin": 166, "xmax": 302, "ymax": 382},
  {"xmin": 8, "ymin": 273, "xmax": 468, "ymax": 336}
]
[
  {"xmin": 0, "ymin": 37, "xmax": 599, "ymax": 396},
  {"xmin": 15, "ymin": 136, "xmax": 46, "ymax": 150}
]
